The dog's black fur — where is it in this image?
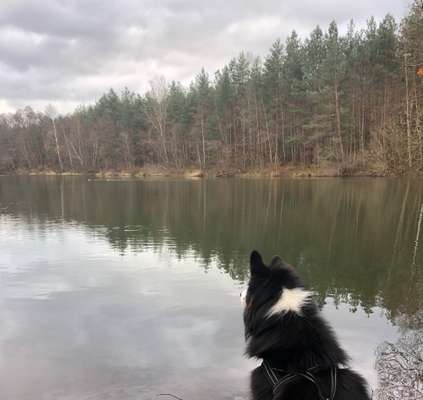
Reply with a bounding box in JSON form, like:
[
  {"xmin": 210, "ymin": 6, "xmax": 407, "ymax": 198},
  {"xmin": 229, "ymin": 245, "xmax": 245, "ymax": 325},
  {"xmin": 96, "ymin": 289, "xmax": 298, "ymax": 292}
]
[{"xmin": 243, "ymin": 251, "xmax": 371, "ymax": 400}]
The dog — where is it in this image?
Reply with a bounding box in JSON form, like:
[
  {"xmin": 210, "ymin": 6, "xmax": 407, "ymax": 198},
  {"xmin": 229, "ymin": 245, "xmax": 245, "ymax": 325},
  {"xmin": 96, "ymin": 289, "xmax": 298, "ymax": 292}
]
[{"xmin": 242, "ymin": 251, "xmax": 371, "ymax": 400}]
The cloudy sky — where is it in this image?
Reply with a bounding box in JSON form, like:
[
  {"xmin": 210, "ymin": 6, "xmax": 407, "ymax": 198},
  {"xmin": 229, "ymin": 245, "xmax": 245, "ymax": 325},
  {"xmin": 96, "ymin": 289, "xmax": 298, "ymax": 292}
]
[{"xmin": 0, "ymin": 0, "xmax": 410, "ymax": 114}]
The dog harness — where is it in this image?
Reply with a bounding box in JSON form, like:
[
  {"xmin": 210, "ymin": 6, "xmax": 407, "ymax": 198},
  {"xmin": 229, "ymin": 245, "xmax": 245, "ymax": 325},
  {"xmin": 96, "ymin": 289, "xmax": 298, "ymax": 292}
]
[{"xmin": 262, "ymin": 360, "xmax": 338, "ymax": 400}]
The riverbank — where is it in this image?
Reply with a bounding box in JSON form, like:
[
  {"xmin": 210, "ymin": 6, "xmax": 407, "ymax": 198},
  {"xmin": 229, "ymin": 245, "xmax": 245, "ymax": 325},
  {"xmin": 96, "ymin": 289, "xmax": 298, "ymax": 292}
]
[{"xmin": 4, "ymin": 162, "xmax": 396, "ymax": 179}]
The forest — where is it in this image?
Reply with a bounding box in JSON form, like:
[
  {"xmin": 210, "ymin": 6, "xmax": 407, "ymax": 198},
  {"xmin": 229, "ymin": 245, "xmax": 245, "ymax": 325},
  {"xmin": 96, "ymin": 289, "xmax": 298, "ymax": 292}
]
[{"xmin": 0, "ymin": 1, "xmax": 422, "ymax": 176}]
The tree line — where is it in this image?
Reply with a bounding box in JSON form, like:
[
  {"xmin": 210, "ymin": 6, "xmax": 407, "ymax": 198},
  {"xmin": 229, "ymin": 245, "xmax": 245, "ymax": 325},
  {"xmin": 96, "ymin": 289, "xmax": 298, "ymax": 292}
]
[{"xmin": 1, "ymin": 2, "xmax": 422, "ymax": 174}]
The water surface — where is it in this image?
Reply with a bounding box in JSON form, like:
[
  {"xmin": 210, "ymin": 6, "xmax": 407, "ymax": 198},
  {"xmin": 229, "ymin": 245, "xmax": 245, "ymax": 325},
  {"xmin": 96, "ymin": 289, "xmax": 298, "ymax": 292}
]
[{"xmin": 0, "ymin": 176, "xmax": 422, "ymax": 399}]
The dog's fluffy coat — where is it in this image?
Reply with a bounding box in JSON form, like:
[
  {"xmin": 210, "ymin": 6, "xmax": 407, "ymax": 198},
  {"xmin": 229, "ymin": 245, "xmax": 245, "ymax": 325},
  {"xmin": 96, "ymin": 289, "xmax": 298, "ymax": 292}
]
[{"xmin": 243, "ymin": 251, "xmax": 371, "ymax": 400}]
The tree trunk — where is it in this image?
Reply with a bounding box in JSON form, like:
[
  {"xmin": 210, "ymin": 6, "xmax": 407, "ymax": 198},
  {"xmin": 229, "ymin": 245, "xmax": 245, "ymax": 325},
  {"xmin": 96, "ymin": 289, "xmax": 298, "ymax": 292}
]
[
  {"xmin": 52, "ymin": 118, "xmax": 63, "ymax": 172},
  {"xmin": 405, "ymin": 55, "xmax": 412, "ymax": 168},
  {"xmin": 334, "ymin": 80, "xmax": 344, "ymax": 161},
  {"xmin": 201, "ymin": 113, "xmax": 206, "ymax": 168}
]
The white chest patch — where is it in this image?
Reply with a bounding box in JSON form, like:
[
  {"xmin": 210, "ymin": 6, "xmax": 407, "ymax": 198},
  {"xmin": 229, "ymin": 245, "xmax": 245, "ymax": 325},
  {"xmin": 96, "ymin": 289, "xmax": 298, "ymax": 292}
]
[
  {"xmin": 267, "ymin": 288, "xmax": 312, "ymax": 316},
  {"xmin": 240, "ymin": 288, "xmax": 247, "ymax": 305}
]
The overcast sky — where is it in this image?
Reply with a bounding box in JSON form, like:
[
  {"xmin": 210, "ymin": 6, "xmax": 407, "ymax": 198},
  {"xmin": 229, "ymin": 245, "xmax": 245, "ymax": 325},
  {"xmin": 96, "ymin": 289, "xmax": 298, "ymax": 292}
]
[{"xmin": 0, "ymin": 0, "xmax": 411, "ymax": 114}]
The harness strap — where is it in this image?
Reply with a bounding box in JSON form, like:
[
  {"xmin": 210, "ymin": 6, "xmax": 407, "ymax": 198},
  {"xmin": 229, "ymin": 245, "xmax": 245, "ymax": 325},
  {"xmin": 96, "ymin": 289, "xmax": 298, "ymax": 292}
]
[
  {"xmin": 273, "ymin": 374, "xmax": 299, "ymax": 395},
  {"xmin": 262, "ymin": 359, "xmax": 279, "ymax": 386},
  {"xmin": 330, "ymin": 366, "xmax": 337, "ymax": 399},
  {"xmin": 262, "ymin": 360, "xmax": 338, "ymax": 400}
]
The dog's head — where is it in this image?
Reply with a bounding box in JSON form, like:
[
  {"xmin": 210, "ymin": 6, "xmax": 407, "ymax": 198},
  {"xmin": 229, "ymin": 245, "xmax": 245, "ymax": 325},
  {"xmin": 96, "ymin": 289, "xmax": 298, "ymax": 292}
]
[{"xmin": 242, "ymin": 250, "xmax": 314, "ymax": 357}]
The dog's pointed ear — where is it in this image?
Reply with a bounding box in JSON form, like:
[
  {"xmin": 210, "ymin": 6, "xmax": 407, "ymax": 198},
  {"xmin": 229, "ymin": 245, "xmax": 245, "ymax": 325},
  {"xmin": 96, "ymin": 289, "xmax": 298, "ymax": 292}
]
[
  {"xmin": 250, "ymin": 250, "xmax": 265, "ymax": 275},
  {"xmin": 270, "ymin": 255, "xmax": 283, "ymax": 269}
]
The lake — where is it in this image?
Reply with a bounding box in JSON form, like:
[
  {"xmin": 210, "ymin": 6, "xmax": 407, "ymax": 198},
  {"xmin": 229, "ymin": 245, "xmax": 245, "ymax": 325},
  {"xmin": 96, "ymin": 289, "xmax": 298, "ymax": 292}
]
[{"xmin": 0, "ymin": 176, "xmax": 422, "ymax": 400}]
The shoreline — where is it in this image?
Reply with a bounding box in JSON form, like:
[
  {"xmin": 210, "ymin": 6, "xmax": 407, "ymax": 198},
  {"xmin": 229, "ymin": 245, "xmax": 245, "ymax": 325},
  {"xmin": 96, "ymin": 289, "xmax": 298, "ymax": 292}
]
[{"xmin": 1, "ymin": 164, "xmax": 411, "ymax": 179}]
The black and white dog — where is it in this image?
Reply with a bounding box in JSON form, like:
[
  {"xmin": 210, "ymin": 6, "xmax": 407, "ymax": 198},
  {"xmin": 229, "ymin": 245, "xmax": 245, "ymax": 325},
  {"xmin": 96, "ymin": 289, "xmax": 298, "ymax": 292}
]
[{"xmin": 242, "ymin": 251, "xmax": 371, "ymax": 400}]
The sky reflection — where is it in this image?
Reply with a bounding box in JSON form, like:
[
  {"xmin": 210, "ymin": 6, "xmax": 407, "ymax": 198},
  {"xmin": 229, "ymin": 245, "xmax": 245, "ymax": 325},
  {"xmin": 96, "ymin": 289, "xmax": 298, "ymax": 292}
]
[{"xmin": 0, "ymin": 217, "xmax": 400, "ymax": 398}]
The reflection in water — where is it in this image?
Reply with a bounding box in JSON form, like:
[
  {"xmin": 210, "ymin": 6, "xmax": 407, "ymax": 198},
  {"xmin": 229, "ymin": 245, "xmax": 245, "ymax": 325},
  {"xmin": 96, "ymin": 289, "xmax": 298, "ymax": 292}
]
[
  {"xmin": 1, "ymin": 176, "xmax": 422, "ymax": 322},
  {"xmin": 413, "ymin": 202, "xmax": 423, "ymax": 266},
  {"xmin": 0, "ymin": 176, "xmax": 422, "ymax": 399},
  {"xmin": 0, "ymin": 228, "xmax": 253, "ymax": 400}
]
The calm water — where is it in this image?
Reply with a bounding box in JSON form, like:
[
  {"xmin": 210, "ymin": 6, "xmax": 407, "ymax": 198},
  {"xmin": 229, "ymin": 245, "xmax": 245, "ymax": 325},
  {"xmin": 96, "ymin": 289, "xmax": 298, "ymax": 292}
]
[{"xmin": 0, "ymin": 176, "xmax": 422, "ymax": 400}]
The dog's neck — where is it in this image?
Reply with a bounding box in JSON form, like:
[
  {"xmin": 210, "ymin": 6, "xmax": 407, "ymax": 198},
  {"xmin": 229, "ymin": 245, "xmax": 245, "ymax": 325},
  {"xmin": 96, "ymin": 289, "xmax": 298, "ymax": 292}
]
[
  {"xmin": 262, "ymin": 347, "xmax": 342, "ymax": 371},
  {"xmin": 247, "ymin": 312, "xmax": 349, "ymax": 371}
]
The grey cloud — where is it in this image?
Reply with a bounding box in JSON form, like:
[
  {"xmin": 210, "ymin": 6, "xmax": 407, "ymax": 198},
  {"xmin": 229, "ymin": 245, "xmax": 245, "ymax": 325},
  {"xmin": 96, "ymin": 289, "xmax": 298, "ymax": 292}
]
[
  {"xmin": 0, "ymin": 0, "xmax": 127, "ymax": 38},
  {"xmin": 0, "ymin": 0, "xmax": 410, "ymax": 113}
]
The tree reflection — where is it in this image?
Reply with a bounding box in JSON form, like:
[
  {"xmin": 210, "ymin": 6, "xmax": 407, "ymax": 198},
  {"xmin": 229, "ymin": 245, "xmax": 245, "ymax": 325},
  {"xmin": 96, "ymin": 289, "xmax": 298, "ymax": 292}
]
[{"xmin": 0, "ymin": 176, "xmax": 422, "ymax": 326}]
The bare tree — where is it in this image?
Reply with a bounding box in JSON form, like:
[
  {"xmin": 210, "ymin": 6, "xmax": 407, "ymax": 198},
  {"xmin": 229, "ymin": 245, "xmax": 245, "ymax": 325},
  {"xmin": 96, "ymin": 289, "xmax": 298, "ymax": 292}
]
[
  {"xmin": 145, "ymin": 76, "xmax": 169, "ymax": 163},
  {"xmin": 375, "ymin": 328, "xmax": 423, "ymax": 399},
  {"xmin": 45, "ymin": 104, "xmax": 63, "ymax": 172}
]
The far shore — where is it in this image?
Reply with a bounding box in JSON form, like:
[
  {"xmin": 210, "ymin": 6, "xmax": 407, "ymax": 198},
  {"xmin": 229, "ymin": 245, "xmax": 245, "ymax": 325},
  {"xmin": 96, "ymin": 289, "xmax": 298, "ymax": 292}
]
[{"xmin": 1, "ymin": 163, "xmax": 413, "ymax": 179}]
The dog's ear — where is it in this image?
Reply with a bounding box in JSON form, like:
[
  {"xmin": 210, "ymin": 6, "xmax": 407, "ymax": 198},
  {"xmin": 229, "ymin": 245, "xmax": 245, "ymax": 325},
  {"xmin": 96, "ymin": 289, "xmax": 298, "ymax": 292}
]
[
  {"xmin": 270, "ymin": 255, "xmax": 283, "ymax": 269},
  {"xmin": 250, "ymin": 250, "xmax": 266, "ymax": 276}
]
